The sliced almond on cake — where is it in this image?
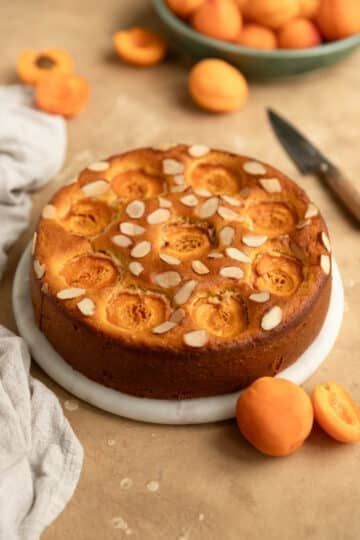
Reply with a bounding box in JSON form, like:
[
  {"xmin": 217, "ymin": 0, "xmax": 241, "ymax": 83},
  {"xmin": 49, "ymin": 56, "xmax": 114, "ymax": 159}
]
[
  {"xmin": 259, "ymin": 178, "xmax": 282, "ymax": 193},
  {"xmin": 160, "ymin": 253, "xmax": 181, "ymax": 266},
  {"xmin": 219, "ymin": 266, "xmax": 244, "ymax": 279},
  {"xmin": 249, "ymin": 291, "xmax": 270, "ymax": 303},
  {"xmin": 42, "ymin": 204, "xmax": 56, "ymax": 219},
  {"xmin": 173, "ymin": 174, "xmax": 185, "ymax": 185},
  {"xmin": 192, "ymin": 260, "xmax": 210, "ymax": 275},
  {"xmin": 243, "ymin": 161, "xmax": 267, "ymax": 175},
  {"xmin": 57, "ymin": 288, "xmax": 85, "ymax": 300},
  {"xmin": 305, "ymin": 203, "xmax": 318, "ymax": 219},
  {"xmin": 242, "ymin": 235, "xmax": 268, "ymax": 248},
  {"xmin": 219, "ymin": 226, "xmax": 235, "ymax": 246},
  {"xmin": 188, "ymin": 144, "xmax": 210, "ymax": 158},
  {"xmin": 194, "ymin": 187, "xmax": 212, "ymax": 198},
  {"xmin": 170, "ymin": 184, "xmax": 188, "ymax": 193},
  {"xmin": 120, "ymin": 222, "xmax": 146, "ymax": 236},
  {"xmin": 220, "ymin": 195, "xmax": 242, "ymax": 207},
  {"xmin": 126, "ymin": 200, "xmax": 145, "ymax": 219},
  {"xmin": 112, "ymin": 234, "xmax": 132, "ymax": 248},
  {"xmin": 155, "ymin": 271, "xmax": 182, "ymax": 288},
  {"xmin": 225, "ymin": 247, "xmax": 250, "ymax": 263},
  {"xmin": 320, "ymin": 254, "xmax": 331, "ymax": 275},
  {"xmin": 217, "ymin": 206, "xmax": 243, "ymax": 222},
  {"xmin": 152, "ymin": 321, "xmax": 177, "ymax": 335},
  {"xmin": 321, "ymin": 232, "xmax": 331, "ymax": 252},
  {"xmin": 163, "ymin": 158, "xmax": 184, "ymax": 175},
  {"xmin": 174, "ymin": 280, "xmax": 197, "ymax": 305},
  {"xmin": 147, "ymin": 208, "xmax": 170, "ymax": 225},
  {"xmin": 180, "ymin": 194, "xmax": 198, "ymax": 207},
  {"xmin": 183, "ymin": 329, "xmax": 208, "ymax": 348},
  {"xmin": 198, "ymin": 197, "xmax": 219, "ymax": 218},
  {"xmin": 77, "ymin": 298, "xmax": 95, "ymax": 316},
  {"xmin": 87, "ymin": 161, "xmax": 109, "ymax": 172},
  {"xmin": 129, "ymin": 261, "xmax": 144, "ymax": 276},
  {"xmin": 158, "ymin": 196, "xmax": 172, "ymax": 208},
  {"xmin": 261, "ymin": 306, "xmax": 282, "ymax": 331},
  {"xmin": 33, "ymin": 259, "xmax": 45, "ymax": 279},
  {"xmin": 131, "ymin": 241, "xmax": 151, "ymax": 258},
  {"xmin": 208, "ymin": 251, "xmax": 224, "ymax": 259},
  {"xmin": 82, "ymin": 180, "xmax": 109, "ymax": 197},
  {"xmin": 153, "ymin": 142, "xmax": 177, "ymax": 151}
]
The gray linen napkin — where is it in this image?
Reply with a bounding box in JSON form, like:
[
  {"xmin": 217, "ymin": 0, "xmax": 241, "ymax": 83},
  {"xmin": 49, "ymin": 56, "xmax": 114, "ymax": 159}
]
[
  {"xmin": 0, "ymin": 327, "xmax": 83, "ymax": 540},
  {"xmin": 0, "ymin": 86, "xmax": 83, "ymax": 539},
  {"xmin": 0, "ymin": 85, "xmax": 66, "ymax": 278}
]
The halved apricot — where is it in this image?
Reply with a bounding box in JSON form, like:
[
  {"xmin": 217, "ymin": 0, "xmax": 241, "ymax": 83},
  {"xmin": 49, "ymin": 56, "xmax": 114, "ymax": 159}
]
[
  {"xmin": 113, "ymin": 28, "xmax": 167, "ymax": 67},
  {"xmin": 312, "ymin": 382, "xmax": 360, "ymax": 443},
  {"xmin": 16, "ymin": 48, "xmax": 74, "ymax": 85},
  {"xmin": 107, "ymin": 292, "xmax": 166, "ymax": 332},
  {"xmin": 35, "ymin": 73, "xmax": 90, "ymax": 117}
]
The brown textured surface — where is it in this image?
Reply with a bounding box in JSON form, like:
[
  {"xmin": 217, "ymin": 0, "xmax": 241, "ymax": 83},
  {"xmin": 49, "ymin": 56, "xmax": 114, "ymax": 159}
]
[
  {"xmin": 1, "ymin": 0, "xmax": 360, "ymax": 539},
  {"xmin": 31, "ymin": 146, "xmax": 331, "ymax": 398}
]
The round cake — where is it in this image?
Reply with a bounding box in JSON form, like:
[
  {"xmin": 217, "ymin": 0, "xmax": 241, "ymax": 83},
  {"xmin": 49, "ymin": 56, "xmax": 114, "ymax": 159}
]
[{"xmin": 31, "ymin": 144, "xmax": 332, "ymax": 399}]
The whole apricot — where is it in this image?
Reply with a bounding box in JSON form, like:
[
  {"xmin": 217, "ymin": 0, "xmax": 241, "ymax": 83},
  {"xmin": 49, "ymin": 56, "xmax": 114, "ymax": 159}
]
[
  {"xmin": 236, "ymin": 377, "xmax": 314, "ymax": 457},
  {"xmin": 166, "ymin": 0, "xmax": 205, "ymax": 18},
  {"xmin": 316, "ymin": 0, "xmax": 360, "ymax": 41},
  {"xmin": 278, "ymin": 18, "xmax": 322, "ymax": 48},
  {"xmin": 188, "ymin": 59, "xmax": 248, "ymax": 113},
  {"xmin": 191, "ymin": 0, "xmax": 242, "ymax": 41},
  {"xmin": 298, "ymin": 0, "xmax": 320, "ymax": 18},
  {"xmin": 237, "ymin": 24, "xmax": 277, "ymax": 49},
  {"xmin": 245, "ymin": 0, "xmax": 300, "ymax": 29},
  {"xmin": 113, "ymin": 28, "xmax": 167, "ymax": 67}
]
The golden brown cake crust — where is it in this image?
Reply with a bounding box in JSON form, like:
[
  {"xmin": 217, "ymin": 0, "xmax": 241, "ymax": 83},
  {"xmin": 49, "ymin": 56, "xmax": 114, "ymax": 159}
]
[{"xmin": 31, "ymin": 145, "xmax": 332, "ymax": 399}]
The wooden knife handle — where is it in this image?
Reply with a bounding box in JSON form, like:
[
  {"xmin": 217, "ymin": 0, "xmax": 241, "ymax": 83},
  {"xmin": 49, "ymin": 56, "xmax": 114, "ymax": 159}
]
[{"xmin": 321, "ymin": 165, "xmax": 360, "ymax": 223}]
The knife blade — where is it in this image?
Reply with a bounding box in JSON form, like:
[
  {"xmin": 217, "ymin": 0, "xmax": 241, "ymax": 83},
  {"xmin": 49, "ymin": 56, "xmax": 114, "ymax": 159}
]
[
  {"xmin": 267, "ymin": 108, "xmax": 334, "ymax": 175},
  {"xmin": 267, "ymin": 108, "xmax": 360, "ymax": 223}
]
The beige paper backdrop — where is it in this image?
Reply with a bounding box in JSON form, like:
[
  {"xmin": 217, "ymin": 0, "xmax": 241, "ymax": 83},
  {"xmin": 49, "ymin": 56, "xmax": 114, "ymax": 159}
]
[{"xmin": 0, "ymin": 1, "xmax": 360, "ymax": 538}]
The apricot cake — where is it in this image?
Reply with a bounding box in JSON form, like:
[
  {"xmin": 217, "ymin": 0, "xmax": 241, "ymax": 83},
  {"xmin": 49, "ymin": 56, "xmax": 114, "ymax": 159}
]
[{"xmin": 31, "ymin": 145, "xmax": 332, "ymax": 399}]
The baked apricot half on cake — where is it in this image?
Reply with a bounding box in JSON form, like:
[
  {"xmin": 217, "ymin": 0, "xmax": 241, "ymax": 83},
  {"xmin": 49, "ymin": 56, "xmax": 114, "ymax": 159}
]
[{"xmin": 31, "ymin": 145, "xmax": 332, "ymax": 399}]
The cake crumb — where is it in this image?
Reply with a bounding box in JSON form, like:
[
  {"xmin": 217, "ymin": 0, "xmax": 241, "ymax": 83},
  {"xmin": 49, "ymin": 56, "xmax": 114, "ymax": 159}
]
[
  {"xmin": 111, "ymin": 516, "xmax": 128, "ymax": 530},
  {"xmin": 107, "ymin": 439, "xmax": 116, "ymax": 447},
  {"xmin": 146, "ymin": 480, "xmax": 160, "ymax": 492},
  {"xmin": 198, "ymin": 513, "xmax": 205, "ymax": 521},
  {"xmin": 120, "ymin": 477, "xmax": 133, "ymax": 490},
  {"xmin": 177, "ymin": 530, "xmax": 190, "ymax": 540},
  {"xmin": 64, "ymin": 399, "xmax": 79, "ymax": 411}
]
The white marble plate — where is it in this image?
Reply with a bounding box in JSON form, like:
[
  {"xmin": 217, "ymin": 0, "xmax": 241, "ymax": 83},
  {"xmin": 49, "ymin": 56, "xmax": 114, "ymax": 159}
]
[{"xmin": 13, "ymin": 245, "xmax": 344, "ymax": 425}]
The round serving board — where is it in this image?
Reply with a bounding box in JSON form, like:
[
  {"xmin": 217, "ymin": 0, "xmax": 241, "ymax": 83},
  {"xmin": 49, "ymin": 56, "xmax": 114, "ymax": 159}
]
[{"xmin": 13, "ymin": 244, "xmax": 344, "ymax": 425}]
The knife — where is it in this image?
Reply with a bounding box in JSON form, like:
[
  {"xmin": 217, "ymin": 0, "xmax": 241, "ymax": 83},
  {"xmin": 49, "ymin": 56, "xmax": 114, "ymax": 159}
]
[{"xmin": 268, "ymin": 109, "xmax": 360, "ymax": 223}]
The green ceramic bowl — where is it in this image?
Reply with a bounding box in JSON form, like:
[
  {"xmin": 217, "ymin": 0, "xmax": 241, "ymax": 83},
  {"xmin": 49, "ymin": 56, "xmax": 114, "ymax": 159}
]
[{"xmin": 153, "ymin": 0, "xmax": 360, "ymax": 79}]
